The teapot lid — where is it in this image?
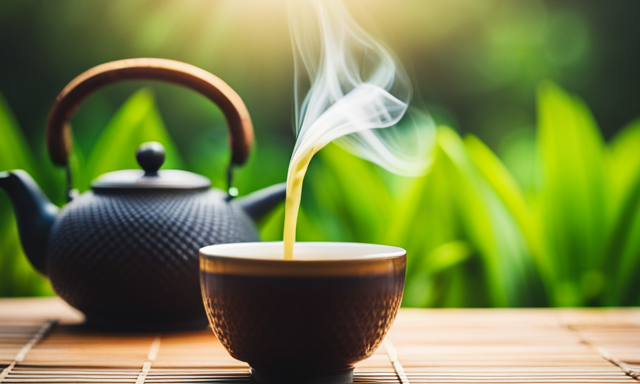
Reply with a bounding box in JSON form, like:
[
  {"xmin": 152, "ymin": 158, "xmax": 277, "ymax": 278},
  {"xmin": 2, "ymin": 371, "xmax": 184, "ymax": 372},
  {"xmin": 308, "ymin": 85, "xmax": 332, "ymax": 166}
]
[{"xmin": 91, "ymin": 142, "xmax": 211, "ymax": 191}]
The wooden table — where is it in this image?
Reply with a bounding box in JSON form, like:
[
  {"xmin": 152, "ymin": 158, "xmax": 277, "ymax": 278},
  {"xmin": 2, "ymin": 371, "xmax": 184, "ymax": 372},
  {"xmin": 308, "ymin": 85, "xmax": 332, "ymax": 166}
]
[{"xmin": 0, "ymin": 298, "xmax": 638, "ymax": 383}]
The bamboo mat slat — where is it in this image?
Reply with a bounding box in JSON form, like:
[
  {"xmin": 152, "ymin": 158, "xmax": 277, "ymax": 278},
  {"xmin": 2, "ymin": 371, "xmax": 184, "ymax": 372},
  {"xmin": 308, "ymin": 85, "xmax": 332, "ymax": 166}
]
[{"xmin": 0, "ymin": 299, "xmax": 638, "ymax": 383}]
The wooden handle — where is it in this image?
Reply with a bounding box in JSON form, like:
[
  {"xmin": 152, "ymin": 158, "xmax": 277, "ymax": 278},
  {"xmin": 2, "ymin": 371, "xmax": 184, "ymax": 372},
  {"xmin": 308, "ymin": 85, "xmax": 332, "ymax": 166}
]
[{"xmin": 46, "ymin": 58, "xmax": 254, "ymax": 167}]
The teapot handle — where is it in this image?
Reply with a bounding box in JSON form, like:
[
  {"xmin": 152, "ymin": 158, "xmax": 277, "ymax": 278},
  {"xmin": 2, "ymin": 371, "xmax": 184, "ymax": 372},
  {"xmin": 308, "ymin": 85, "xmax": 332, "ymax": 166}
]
[{"xmin": 46, "ymin": 58, "xmax": 254, "ymax": 168}]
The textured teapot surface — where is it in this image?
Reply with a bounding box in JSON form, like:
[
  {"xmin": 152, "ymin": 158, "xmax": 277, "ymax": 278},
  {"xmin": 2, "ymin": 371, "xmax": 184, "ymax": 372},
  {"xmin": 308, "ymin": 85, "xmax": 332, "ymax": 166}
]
[{"xmin": 47, "ymin": 188, "xmax": 258, "ymax": 331}]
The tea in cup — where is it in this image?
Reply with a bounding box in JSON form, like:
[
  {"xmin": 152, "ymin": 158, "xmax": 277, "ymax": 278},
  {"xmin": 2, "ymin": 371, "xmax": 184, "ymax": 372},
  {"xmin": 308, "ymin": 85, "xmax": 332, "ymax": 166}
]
[{"xmin": 199, "ymin": 241, "xmax": 406, "ymax": 384}]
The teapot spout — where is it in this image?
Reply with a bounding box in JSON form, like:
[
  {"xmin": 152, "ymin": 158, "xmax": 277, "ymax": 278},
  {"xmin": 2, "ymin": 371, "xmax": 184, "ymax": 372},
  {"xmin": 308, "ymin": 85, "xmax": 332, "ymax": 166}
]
[
  {"xmin": 231, "ymin": 182, "xmax": 286, "ymax": 222},
  {"xmin": 0, "ymin": 170, "xmax": 58, "ymax": 275}
]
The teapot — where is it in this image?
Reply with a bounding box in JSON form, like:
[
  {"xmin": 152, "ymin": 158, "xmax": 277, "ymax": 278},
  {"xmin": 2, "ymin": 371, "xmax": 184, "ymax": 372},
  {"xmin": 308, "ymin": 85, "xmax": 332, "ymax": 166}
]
[{"xmin": 0, "ymin": 58, "xmax": 286, "ymax": 331}]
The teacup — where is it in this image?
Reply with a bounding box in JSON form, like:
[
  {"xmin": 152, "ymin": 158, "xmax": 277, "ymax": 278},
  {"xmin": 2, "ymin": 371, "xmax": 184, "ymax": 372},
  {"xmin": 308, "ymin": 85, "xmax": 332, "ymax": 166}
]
[{"xmin": 199, "ymin": 242, "xmax": 406, "ymax": 384}]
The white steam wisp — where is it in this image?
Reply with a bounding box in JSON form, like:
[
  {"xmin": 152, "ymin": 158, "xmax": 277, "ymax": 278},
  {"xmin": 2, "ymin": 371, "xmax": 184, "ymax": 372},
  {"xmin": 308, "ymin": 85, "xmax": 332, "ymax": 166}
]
[{"xmin": 284, "ymin": 0, "xmax": 435, "ymax": 258}]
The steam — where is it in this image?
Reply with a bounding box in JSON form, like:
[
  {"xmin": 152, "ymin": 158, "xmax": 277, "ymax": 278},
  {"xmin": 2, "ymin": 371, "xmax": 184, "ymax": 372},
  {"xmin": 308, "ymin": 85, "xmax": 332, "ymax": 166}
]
[
  {"xmin": 284, "ymin": 0, "xmax": 435, "ymax": 258},
  {"xmin": 288, "ymin": 0, "xmax": 435, "ymax": 177}
]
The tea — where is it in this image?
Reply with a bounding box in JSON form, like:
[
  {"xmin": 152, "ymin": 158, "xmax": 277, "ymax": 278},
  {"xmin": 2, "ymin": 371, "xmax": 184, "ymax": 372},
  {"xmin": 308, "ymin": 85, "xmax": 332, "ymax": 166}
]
[
  {"xmin": 283, "ymin": 0, "xmax": 433, "ymax": 260},
  {"xmin": 283, "ymin": 151, "xmax": 312, "ymax": 260}
]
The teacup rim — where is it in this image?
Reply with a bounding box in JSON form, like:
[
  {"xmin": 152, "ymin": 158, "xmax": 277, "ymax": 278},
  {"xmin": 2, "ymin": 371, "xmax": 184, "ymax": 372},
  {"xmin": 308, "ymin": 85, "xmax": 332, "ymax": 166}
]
[{"xmin": 199, "ymin": 241, "xmax": 405, "ymax": 262}]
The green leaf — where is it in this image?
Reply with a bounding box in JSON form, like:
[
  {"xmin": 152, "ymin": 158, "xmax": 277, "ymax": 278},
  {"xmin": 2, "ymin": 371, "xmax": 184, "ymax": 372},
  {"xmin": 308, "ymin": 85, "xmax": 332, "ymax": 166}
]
[
  {"xmin": 536, "ymin": 81, "xmax": 609, "ymax": 306},
  {"xmin": 606, "ymin": 119, "xmax": 640, "ymax": 304},
  {"xmin": 610, "ymin": 181, "xmax": 640, "ymax": 304},
  {"xmin": 0, "ymin": 92, "xmax": 39, "ymax": 175},
  {"xmin": 0, "ymin": 91, "xmax": 52, "ymax": 297},
  {"xmin": 0, "ymin": 223, "xmax": 53, "ymax": 297},
  {"xmin": 497, "ymin": 129, "xmax": 539, "ymax": 200},
  {"xmin": 464, "ymin": 134, "xmax": 552, "ymax": 293},
  {"xmin": 397, "ymin": 128, "xmax": 512, "ymax": 306},
  {"xmin": 233, "ymin": 136, "xmax": 290, "ymax": 195},
  {"xmin": 403, "ymin": 241, "xmax": 473, "ymax": 307},
  {"xmin": 390, "ymin": 142, "xmax": 460, "ymax": 282},
  {"xmin": 440, "ymin": 127, "xmax": 544, "ymax": 306},
  {"xmin": 420, "ymin": 240, "xmax": 474, "ymax": 276},
  {"xmin": 307, "ymin": 143, "xmax": 394, "ymax": 243},
  {"xmin": 609, "ymin": 118, "xmax": 640, "ymax": 199},
  {"xmin": 82, "ymin": 88, "xmax": 185, "ymax": 190},
  {"xmin": 437, "ymin": 127, "xmax": 509, "ymax": 306},
  {"xmin": 258, "ymin": 204, "xmax": 285, "ymax": 241}
]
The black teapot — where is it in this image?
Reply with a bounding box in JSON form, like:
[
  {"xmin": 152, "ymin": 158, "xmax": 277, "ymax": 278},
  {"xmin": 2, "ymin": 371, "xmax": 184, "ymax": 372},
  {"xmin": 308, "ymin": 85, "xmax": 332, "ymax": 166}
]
[{"xmin": 0, "ymin": 59, "xmax": 286, "ymax": 331}]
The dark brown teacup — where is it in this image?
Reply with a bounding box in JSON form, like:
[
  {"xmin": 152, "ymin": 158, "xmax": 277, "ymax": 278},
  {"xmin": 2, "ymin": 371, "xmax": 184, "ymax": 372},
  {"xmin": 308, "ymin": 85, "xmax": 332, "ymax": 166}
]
[{"xmin": 200, "ymin": 242, "xmax": 406, "ymax": 384}]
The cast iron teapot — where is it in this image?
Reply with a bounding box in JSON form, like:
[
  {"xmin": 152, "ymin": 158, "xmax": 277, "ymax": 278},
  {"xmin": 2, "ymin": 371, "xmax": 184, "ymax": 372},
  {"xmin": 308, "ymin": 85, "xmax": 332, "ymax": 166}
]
[{"xmin": 0, "ymin": 58, "xmax": 286, "ymax": 331}]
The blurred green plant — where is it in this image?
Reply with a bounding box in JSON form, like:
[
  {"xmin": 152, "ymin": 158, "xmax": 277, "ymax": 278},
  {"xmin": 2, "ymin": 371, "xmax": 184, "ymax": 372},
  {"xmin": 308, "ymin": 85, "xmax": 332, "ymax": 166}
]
[
  {"xmin": 0, "ymin": 88, "xmax": 186, "ymax": 296},
  {"xmin": 1, "ymin": 83, "xmax": 638, "ymax": 306},
  {"xmin": 265, "ymin": 82, "xmax": 640, "ymax": 307},
  {"xmin": 468, "ymin": 82, "xmax": 640, "ymax": 306},
  {"xmin": 0, "ymin": 92, "xmax": 53, "ymax": 296},
  {"xmin": 78, "ymin": 89, "xmax": 186, "ymax": 191}
]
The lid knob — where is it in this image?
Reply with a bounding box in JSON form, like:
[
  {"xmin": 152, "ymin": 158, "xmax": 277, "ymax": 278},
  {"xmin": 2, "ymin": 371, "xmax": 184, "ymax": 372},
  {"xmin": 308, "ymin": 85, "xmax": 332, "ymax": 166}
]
[{"xmin": 136, "ymin": 142, "xmax": 166, "ymax": 176}]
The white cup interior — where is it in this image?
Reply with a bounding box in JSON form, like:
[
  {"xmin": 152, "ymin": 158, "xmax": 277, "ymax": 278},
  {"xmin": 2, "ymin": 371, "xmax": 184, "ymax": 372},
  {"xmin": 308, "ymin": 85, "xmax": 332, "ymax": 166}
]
[{"xmin": 200, "ymin": 241, "xmax": 405, "ymax": 261}]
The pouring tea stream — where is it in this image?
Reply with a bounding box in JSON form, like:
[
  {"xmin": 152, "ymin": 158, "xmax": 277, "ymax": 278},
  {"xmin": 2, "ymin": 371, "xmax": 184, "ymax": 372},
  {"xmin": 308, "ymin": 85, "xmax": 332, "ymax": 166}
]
[{"xmin": 283, "ymin": 0, "xmax": 435, "ymax": 259}]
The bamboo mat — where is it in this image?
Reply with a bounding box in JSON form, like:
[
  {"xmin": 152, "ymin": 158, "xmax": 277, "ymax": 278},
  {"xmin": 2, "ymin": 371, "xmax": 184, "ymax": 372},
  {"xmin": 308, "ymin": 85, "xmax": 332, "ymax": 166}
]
[{"xmin": 0, "ymin": 298, "xmax": 638, "ymax": 383}]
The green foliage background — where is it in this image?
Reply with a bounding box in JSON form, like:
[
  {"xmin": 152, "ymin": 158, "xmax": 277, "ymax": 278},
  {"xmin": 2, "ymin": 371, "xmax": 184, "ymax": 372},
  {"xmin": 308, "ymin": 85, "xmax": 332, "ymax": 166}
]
[
  {"xmin": 1, "ymin": 82, "xmax": 638, "ymax": 307},
  {"xmin": 0, "ymin": 0, "xmax": 639, "ymax": 306}
]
